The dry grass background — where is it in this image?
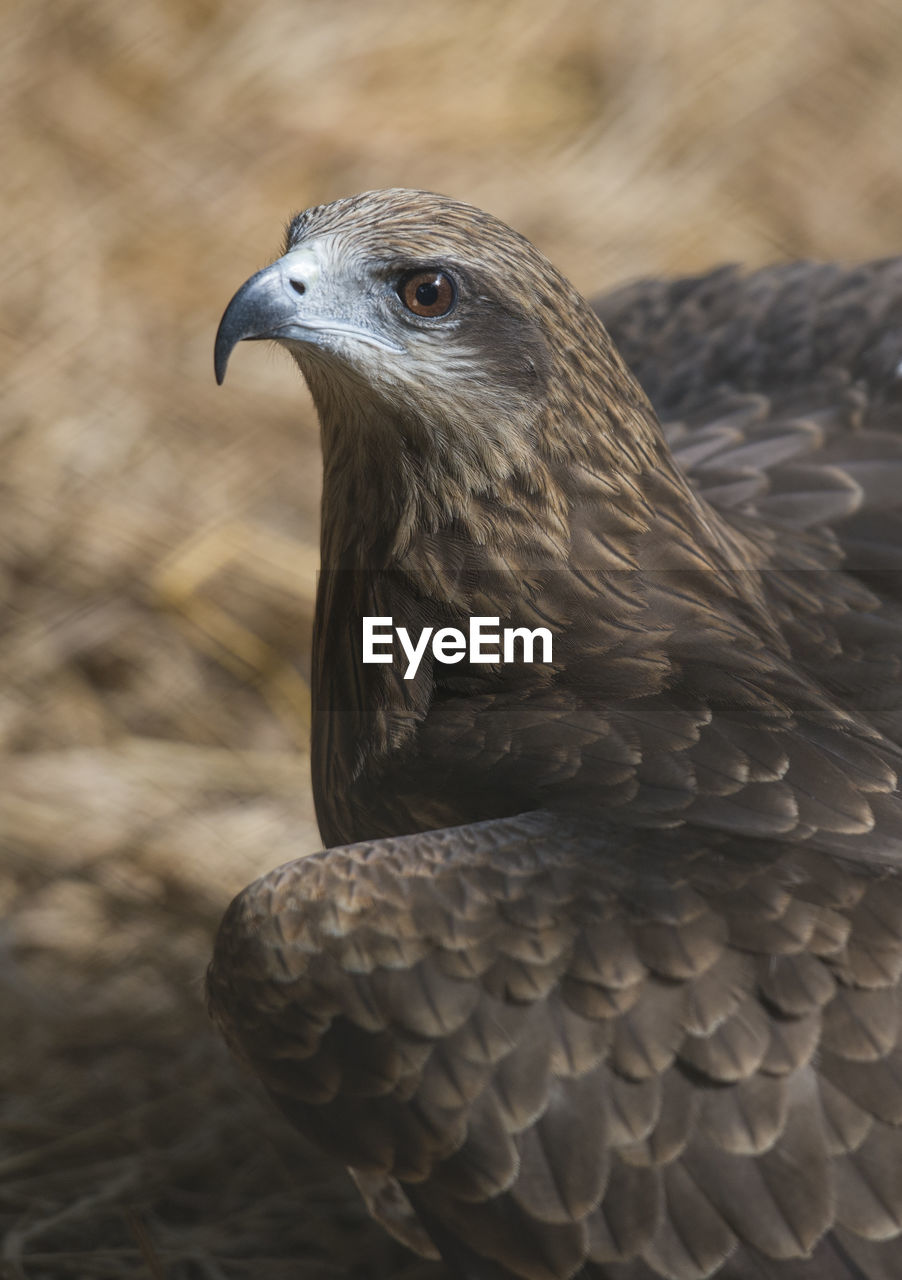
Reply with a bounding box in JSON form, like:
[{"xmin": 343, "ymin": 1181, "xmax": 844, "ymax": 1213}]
[{"xmin": 5, "ymin": 0, "xmax": 902, "ymax": 1274}]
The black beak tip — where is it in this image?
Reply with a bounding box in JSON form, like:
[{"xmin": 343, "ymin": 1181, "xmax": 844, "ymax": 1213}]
[{"xmin": 214, "ymin": 316, "xmax": 236, "ymax": 386}]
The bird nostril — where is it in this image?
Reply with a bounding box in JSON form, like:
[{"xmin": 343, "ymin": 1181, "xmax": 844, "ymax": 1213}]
[{"xmin": 290, "ymin": 279, "xmax": 306, "ymax": 296}]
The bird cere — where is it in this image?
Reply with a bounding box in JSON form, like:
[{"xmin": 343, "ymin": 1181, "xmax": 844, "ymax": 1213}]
[
  {"xmin": 210, "ymin": 188, "xmax": 902, "ymax": 1280},
  {"xmin": 362, "ymin": 615, "xmax": 553, "ymax": 678}
]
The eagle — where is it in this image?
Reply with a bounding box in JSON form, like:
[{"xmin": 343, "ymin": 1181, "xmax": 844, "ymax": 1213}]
[{"xmin": 208, "ymin": 189, "xmax": 902, "ymax": 1279}]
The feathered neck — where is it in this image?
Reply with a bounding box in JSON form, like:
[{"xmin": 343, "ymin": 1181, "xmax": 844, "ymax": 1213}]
[{"xmin": 303, "ymin": 306, "xmax": 763, "ymax": 598}]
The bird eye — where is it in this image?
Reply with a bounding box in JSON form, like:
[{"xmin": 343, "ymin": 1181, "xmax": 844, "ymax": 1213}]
[{"xmin": 397, "ymin": 269, "xmax": 457, "ymax": 318}]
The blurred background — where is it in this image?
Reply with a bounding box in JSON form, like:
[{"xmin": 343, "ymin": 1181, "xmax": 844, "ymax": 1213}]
[{"xmin": 4, "ymin": 0, "xmax": 902, "ymax": 1274}]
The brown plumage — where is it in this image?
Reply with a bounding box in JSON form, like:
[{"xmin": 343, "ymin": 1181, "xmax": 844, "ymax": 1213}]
[{"xmin": 208, "ymin": 189, "xmax": 902, "ymax": 1279}]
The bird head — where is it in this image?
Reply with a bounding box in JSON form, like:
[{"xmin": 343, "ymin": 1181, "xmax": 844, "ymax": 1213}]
[
  {"xmin": 217, "ymin": 190, "xmax": 557, "ymax": 377},
  {"xmin": 214, "ymin": 189, "xmax": 574, "ymax": 449},
  {"xmin": 214, "ymin": 189, "xmax": 669, "ymax": 563}
]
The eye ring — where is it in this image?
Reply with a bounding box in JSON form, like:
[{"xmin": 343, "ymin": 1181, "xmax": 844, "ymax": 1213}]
[{"xmin": 397, "ymin": 269, "xmax": 457, "ymax": 318}]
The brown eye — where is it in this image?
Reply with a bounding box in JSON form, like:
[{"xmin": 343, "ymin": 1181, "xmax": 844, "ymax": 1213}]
[{"xmin": 397, "ymin": 269, "xmax": 457, "ymax": 318}]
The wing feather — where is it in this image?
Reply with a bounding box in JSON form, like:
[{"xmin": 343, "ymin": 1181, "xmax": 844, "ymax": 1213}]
[{"xmin": 209, "ymin": 810, "xmax": 902, "ymax": 1278}]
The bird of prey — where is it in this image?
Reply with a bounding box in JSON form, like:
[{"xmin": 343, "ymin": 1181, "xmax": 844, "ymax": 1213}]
[{"xmin": 208, "ymin": 189, "xmax": 902, "ymax": 1279}]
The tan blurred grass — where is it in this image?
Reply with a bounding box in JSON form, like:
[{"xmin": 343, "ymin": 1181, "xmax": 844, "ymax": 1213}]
[{"xmin": 5, "ymin": 0, "xmax": 902, "ymax": 1273}]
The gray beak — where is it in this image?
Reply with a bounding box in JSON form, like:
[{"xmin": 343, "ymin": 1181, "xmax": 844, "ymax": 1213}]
[
  {"xmin": 215, "ymin": 244, "xmax": 404, "ymax": 384},
  {"xmin": 214, "ymin": 251, "xmax": 315, "ymax": 385}
]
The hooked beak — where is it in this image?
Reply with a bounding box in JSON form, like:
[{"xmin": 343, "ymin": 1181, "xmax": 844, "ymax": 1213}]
[
  {"xmin": 214, "ymin": 245, "xmax": 403, "ymax": 384},
  {"xmin": 214, "ymin": 247, "xmax": 319, "ymax": 385}
]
